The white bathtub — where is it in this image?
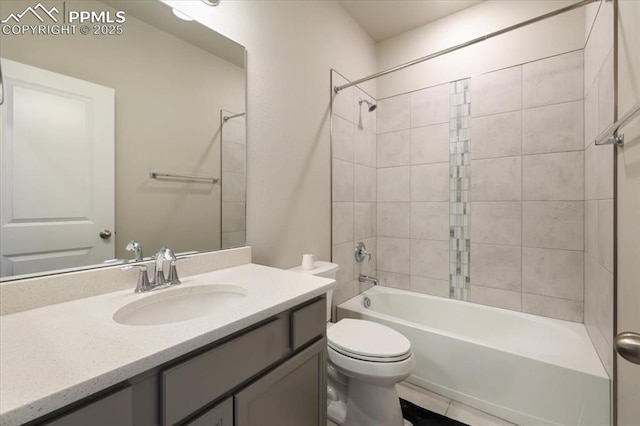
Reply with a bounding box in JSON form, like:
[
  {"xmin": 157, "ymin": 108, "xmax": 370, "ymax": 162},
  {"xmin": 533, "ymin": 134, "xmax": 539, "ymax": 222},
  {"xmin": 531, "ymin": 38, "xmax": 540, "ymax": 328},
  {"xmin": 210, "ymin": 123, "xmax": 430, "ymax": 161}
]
[{"xmin": 337, "ymin": 286, "xmax": 609, "ymax": 426}]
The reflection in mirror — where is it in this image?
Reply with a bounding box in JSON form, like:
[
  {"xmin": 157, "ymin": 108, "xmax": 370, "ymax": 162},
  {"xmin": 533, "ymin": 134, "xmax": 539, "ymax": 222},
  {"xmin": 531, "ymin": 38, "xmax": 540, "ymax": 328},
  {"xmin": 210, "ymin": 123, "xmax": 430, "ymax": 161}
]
[
  {"xmin": 221, "ymin": 110, "xmax": 247, "ymax": 249},
  {"xmin": 0, "ymin": 0, "xmax": 246, "ymax": 280}
]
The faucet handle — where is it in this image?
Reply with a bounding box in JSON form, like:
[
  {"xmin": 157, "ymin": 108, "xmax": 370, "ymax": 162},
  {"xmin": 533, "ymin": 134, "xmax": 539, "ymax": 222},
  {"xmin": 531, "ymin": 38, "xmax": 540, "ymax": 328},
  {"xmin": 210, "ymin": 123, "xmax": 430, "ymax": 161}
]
[
  {"xmin": 167, "ymin": 260, "xmax": 181, "ymax": 285},
  {"xmin": 134, "ymin": 266, "xmax": 152, "ymax": 293}
]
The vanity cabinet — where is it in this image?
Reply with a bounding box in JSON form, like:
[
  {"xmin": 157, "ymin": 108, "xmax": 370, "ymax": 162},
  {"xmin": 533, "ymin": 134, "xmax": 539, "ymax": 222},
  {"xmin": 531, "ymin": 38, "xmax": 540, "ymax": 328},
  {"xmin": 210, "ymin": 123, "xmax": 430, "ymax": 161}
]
[{"xmin": 33, "ymin": 297, "xmax": 327, "ymax": 426}]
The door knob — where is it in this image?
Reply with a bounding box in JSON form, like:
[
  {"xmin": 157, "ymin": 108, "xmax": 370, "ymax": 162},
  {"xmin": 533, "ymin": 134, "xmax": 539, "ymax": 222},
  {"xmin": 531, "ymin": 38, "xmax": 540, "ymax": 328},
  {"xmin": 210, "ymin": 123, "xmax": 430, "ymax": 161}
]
[
  {"xmin": 99, "ymin": 230, "xmax": 112, "ymax": 240},
  {"xmin": 614, "ymin": 332, "xmax": 640, "ymax": 365}
]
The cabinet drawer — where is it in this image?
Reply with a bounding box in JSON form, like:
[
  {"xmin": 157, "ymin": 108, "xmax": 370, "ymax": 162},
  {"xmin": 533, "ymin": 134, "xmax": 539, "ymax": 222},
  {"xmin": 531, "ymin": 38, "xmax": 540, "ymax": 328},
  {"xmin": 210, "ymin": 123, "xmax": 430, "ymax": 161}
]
[
  {"xmin": 185, "ymin": 397, "xmax": 232, "ymax": 426},
  {"xmin": 45, "ymin": 387, "xmax": 132, "ymax": 426},
  {"xmin": 162, "ymin": 318, "xmax": 285, "ymax": 425},
  {"xmin": 291, "ymin": 298, "xmax": 326, "ymax": 350}
]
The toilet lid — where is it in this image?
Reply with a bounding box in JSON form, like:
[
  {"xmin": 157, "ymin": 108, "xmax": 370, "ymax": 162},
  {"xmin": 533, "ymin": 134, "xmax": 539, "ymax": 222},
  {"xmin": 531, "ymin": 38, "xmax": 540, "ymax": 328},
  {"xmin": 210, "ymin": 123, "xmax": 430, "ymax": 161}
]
[{"xmin": 327, "ymin": 319, "xmax": 411, "ymax": 361}]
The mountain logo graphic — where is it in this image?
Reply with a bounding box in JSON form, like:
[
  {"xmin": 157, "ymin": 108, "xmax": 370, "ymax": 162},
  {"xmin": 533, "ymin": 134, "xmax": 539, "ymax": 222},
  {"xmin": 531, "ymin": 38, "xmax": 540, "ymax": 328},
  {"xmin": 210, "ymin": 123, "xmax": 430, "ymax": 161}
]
[{"xmin": 1, "ymin": 3, "xmax": 60, "ymax": 24}]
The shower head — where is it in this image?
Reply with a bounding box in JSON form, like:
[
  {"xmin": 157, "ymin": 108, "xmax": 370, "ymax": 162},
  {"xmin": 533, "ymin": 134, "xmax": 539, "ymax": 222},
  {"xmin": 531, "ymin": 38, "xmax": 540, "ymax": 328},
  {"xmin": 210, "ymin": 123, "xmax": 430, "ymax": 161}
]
[{"xmin": 358, "ymin": 98, "xmax": 377, "ymax": 112}]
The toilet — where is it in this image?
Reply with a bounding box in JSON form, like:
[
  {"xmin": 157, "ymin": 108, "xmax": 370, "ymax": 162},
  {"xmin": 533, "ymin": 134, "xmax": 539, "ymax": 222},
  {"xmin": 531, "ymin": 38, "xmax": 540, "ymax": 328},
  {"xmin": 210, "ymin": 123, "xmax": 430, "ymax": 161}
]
[{"xmin": 289, "ymin": 261, "xmax": 415, "ymax": 426}]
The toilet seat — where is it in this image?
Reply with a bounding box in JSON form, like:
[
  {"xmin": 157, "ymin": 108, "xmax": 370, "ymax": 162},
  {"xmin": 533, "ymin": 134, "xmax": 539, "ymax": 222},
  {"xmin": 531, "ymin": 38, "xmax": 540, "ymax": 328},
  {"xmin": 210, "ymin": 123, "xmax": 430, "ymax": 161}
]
[{"xmin": 327, "ymin": 319, "xmax": 412, "ymax": 362}]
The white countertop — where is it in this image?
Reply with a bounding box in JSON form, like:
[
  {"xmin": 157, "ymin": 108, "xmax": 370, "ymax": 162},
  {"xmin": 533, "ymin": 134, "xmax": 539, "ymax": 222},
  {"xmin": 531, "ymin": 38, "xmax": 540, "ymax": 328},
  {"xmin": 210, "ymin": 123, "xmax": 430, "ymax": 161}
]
[{"xmin": 0, "ymin": 263, "xmax": 335, "ymax": 426}]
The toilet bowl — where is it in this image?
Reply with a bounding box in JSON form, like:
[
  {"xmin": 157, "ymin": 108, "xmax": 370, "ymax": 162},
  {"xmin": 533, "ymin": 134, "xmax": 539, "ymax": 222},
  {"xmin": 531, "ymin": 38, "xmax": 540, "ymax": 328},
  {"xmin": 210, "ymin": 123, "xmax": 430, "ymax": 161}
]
[{"xmin": 289, "ymin": 261, "xmax": 415, "ymax": 426}]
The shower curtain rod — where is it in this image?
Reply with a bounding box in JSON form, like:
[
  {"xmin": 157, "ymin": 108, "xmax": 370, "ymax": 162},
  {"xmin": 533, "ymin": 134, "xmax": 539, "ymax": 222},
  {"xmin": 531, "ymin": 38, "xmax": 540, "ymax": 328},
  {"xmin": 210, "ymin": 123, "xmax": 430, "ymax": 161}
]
[
  {"xmin": 223, "ymin": 112, "xmax": 246, "ymax": 121},
  {"xmin": 334, "ymin": 0, "xmax": 601, "ymax": 93}
]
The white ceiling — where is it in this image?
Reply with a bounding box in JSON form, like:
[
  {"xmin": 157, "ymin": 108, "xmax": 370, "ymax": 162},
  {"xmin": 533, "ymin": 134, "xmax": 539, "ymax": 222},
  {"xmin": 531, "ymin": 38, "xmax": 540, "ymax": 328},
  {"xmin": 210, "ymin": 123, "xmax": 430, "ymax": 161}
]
[{"xmin": 338, "ymin": 0, "xmax": 484, "ymax": 42}]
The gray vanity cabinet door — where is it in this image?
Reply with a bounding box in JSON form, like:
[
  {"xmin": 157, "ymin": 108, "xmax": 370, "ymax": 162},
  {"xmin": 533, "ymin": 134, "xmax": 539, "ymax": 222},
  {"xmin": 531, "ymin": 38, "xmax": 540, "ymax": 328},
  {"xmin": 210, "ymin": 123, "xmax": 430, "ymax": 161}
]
[
  {"xmin": 185, "ymin": 398, "xmax": 232, "ymax": 426},
  {"xmin": 235, "ymin": 338, "xmax": 327, "ymax": 426},
  {"xmin": 44, "ymin": 387, "xmax": 133, "ymax": 426}
]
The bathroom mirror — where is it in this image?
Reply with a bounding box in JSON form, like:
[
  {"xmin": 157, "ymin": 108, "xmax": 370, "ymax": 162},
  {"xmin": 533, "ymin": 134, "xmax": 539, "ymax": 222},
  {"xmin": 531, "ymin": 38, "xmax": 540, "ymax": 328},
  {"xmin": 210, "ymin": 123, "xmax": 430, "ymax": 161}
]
[{"xmin": 0, "ymin": 0, "xmax": 246, "ymax": 281}]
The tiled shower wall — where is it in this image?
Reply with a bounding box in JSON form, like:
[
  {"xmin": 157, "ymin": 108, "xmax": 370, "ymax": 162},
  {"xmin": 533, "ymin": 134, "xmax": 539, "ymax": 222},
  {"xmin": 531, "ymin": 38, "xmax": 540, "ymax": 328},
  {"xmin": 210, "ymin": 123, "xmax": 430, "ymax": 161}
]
[
  {"xmin": 374, "ymin": 50, "xmax": 586, "ymax": 322},
  {"xmin": 221, "ymin": 110, "xmax": 247, "ymax": 249},
  {"xmin": 330, "ymin": 71, "xmax": 378, "ymax": 311},
  {"xmin": 583, "ymin": 1, "xmax": 614, "ymax": 378}
]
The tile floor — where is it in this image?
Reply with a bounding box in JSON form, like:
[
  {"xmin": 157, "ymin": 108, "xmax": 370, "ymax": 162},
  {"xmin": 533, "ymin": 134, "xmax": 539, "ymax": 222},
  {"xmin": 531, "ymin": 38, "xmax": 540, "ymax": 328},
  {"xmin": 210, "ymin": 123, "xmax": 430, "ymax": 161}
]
[{"xmin": 327, "ymin": 381, "xmax": 516, "ymax": 426}]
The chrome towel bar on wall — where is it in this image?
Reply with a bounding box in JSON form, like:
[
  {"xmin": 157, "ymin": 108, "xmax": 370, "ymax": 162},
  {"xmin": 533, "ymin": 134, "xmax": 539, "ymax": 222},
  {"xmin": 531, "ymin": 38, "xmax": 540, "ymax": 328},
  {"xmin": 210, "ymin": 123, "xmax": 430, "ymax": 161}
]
[
  {"xmin": 149, "ymin": 172, "xmax": 219, "ymax": 183},
  {"xmin": 594, "ymin": 103, "xmax": 640, "ymax": 148}
]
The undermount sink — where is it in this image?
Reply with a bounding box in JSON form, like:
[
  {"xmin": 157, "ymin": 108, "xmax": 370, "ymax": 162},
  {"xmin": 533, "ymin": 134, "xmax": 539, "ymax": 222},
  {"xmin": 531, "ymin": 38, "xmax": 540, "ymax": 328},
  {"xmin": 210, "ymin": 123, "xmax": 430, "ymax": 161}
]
[{"xmin": 113, "ymin": 284, "xmax": 248, "ymax": 326}]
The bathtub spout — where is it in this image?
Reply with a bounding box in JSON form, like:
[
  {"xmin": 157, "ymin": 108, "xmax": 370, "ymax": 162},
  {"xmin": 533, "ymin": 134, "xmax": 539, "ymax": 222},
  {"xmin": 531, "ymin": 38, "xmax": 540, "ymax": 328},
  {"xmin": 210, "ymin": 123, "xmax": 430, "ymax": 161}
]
[{"xmin": 359, "ymin": 274, "xmax": 378, "ymax": 285}]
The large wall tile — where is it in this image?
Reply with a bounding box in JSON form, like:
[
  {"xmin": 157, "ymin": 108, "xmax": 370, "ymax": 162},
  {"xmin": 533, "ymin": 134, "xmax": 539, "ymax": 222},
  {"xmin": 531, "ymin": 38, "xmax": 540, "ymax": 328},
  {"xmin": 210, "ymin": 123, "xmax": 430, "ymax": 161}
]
[
  {"xmin": 471, "ymin": 156, "xmax": 522, "ymax": 201},
  {"xmin": 410, "ymin": 83, "xmax": 450, "ymax": 127},
  {"xmin": 332, "ymin": 241, "xmax": 355, "ymax": 285},
  {"xmin": 522, "ymin": 293, "xmax": 583, "ymax": 323},
  {"xmin": 377, "ymin": 202, "xmax": 410, "ymax": 238},
  {"xmin": 378, "ymin": 271, "xmax": 410, "ymax": 290},
  {"xmin": 411, "ymin": 276, "xmax": 449, "ymax": 297},
  {"xmin": 354, "ymin": 127, "xmax": 376, "ymax": 167},
  {"xmin": 378, "ymin": 94, "xmax": 410, "ymax": 133},
  {"xmin": 377, "ymin": 237, "xmax": 410, "ymax": 274},
  {"xmin": 332, "ymin": 202, "xmax": 354, "ymax": 245},
  {"xmin": 585, "ymin": 144, "xmax": 598, "ymax": 200},
  {"xmin": 523, "ymin": 151, "xmax": 584, "ymax": 201},
  {"xmin": 585, "ymin": 200, "xmax": 599, "ymax": 260},
  {"xmin": 523, "ymin": 50, "xmax": 583, "ymax": 108},
  {"xmin": 598, "ymin": 51, "xmax": 615, "ymax": 134},
  {"xmin": 378, "ymin": 166, "xmax": 410, "ymax": 202},
  {"xmin": 584, "ymin": 84, "xmax": 599, "ymax": 148},
  {"xmin": 354, "ymin": 165, "xmax": 376, "ymax": 202},
  {"xmin": 471, "ymin": 202, "xmax": 522, "ymax": 246},
  {"xmin": 470, "ymin": 111, "xmax": 522, "ymax": 159},
  {"xmin": 221, "ymin": 172, "xmax": 246, "ymax": 202},
  {"xmin": 523, "ymin": 101, "xmax": 584, "ymax": 154},
  {"xmin": 596, "ymin": 145, "xmax": 614, "ymax": 200},
  {"xmin": 222, "ymin": 141, "xmax": 246, "ymax": 173},
  {"xmin": 523, "ymin": 201, "xmax": 584, "ymax": 250},
  {"xmin": 411, "ymin": 123, "xmax": 449, "ymax": 164},
  {"xmin": 354, "ymin": 202, "xmax": 376, "ymax": 240},
  {"xmin": 583, "ymin": 1, "xmax": 613, "ymax": 94},
  {"xmin": 522, "ymin": 247, "xmax": 584, "ymax": 301},
  {"xmin": 410, "ymin": 239, "xmax": 449, "ymax": 280},
  {"xmin": 471, "ymin": 66, "xmax": 522, "ymax": 117},
  {"xmin": 331, "ymin": 115, "xmax": 354, "ymax": 161},
  {"xmin": 598, "ymin": 199, "xmax": 614, "ymax": 273},
  {"xmin": 411, "ymin": 163, "xmax": 450, "ymax": 201},
  {"xmin": 378, "ymin": 130, "xmax": 410, "ymax": 167},
  {"xmin": 411, "ymin": 202, "xmax": 449, "ymax": 241},
  {"xmin": 332, "ymin": 159, "xmax": 353, "ymax": 202},
  {"xmin": 222, "ymin": 202, "xmax": 246, "ymax": 232},
  {"xmin": 469, "ymin": 285, "xmax": 522, "ymax": 311},
  {"xmin": 221, "ymin": 231, "xmax": 245, "ymax": 249},
  {"xmin": 470, "ymin": 243, "xmax": 521, "ymax": 291}
]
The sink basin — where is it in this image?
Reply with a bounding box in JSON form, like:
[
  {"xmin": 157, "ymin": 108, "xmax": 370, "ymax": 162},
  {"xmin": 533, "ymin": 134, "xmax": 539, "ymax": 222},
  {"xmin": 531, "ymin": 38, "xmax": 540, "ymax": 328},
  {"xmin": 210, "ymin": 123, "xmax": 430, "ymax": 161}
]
[{"xmin": 113, "ymin": 284, "xmax": 247, "ymax": 326}]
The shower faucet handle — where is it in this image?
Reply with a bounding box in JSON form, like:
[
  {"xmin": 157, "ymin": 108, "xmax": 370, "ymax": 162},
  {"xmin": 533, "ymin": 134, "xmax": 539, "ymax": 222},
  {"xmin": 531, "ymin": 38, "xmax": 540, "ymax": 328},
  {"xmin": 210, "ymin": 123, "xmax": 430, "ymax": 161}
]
[{"xmin": 355, "ymin": 242, "xmax": 371, "ymax": 263}]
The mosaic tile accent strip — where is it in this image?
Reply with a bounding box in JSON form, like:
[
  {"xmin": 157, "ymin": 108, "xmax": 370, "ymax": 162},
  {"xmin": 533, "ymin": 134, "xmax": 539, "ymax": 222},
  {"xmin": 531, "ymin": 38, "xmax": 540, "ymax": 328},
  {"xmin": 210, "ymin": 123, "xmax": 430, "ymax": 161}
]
[{"xmin": 449, "ymin": 79, "xmax": 471, "ymax": 301}]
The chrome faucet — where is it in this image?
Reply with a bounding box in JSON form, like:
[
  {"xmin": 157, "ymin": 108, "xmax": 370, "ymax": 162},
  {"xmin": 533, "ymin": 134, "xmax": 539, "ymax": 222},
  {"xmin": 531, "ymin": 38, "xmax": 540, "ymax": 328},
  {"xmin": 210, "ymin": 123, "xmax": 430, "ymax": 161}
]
[
  {"xmin": 125, "ymin": 240, "xmax": 144, "ymax": 262},
  {"xmin": 153, "ymin": 247, "xmax": 179, "ymax": 286},
  {"xmin": 358, "ymin": 274, "xmax": 378, "ymax": 286},
  {"xmin": 134, "ymin": 247, "xmax": 181, "ymax": 293}
]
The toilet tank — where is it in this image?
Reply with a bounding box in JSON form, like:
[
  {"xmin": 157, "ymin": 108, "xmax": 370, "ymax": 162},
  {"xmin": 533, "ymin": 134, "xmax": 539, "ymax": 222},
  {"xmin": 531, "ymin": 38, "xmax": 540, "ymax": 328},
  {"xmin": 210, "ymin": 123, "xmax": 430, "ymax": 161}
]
[{"xmin": 289, "ymin": 261, "xmax": 338, "ymax": 321}]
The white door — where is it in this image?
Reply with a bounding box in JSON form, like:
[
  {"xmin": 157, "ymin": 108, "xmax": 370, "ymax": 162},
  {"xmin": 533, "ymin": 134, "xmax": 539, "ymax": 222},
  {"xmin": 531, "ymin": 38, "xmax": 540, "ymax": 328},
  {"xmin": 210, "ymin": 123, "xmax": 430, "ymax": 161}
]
[
  {"xmin": 0, "ymin": 58, "xmax": 115, "ymax": 278},
  {"xmin": 615, "ymin": 1, "xmax": 640, "ymax": 425}
]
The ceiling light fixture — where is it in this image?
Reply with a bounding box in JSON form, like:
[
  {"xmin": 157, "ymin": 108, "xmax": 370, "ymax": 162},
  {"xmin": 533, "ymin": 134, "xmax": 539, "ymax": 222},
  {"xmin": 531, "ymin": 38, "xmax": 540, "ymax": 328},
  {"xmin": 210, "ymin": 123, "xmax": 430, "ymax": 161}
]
[{"xmin": 201, "ymin": 0, "xmax": 220, "ymax": 5}]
